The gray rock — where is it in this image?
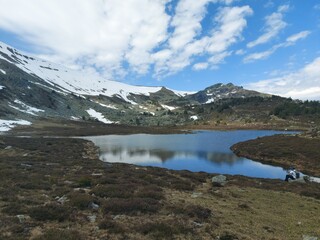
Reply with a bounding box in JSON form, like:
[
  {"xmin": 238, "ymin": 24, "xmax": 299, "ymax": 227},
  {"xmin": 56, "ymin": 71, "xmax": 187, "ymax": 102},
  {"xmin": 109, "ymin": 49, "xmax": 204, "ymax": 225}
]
[
  {"xmin": 16, "ymin": 214, "xmax": 29, "ymax": 223},
  {"xmin": 89, "ymin": 202, "xmax": 100, "ymax": 210},
  {"xmin": 303, "ymin": 235, "xmax": 318, "ymax": 240},
  {"xmin": 191, "ymin": 192, "xmax": 203, "ymax": 198},
  {"xmin": 57, "ymin": 195, "xmax": 68, "ymax": 204},
  {"xmin": 87, "ymin": 215, "xmax": 96, "ymax": 223},
  {"xmin": 211, "ymin": 175, "xmax": 227, "ymax": 187}
]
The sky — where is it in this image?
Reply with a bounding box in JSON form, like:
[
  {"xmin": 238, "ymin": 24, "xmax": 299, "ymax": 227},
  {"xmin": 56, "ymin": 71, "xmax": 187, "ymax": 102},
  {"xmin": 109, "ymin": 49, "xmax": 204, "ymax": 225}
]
[{"xmin": 0, "ymin": 0, "xmax": 319, "ymax": 100}]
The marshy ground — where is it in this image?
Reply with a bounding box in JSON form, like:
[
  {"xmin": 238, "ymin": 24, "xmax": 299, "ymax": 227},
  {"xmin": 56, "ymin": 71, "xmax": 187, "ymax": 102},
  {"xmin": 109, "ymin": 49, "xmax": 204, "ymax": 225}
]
[{"xmin": 0, "ymin": 133, "xmax": 319, "ymax": 239}]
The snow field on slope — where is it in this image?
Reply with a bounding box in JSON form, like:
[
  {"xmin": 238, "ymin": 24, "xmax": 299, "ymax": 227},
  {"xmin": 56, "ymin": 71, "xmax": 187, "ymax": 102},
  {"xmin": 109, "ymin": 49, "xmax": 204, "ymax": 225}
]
[
  {"xmin": 0, "ymin": 41, "xmax": 191, "ymax": 104},
  {"xmin": 86, "ymin": 108, "xmax": 114, "ymax": 124},
  {"xmin": 0, "ymin": 119, "xmax": 31, "ymax": 132}
]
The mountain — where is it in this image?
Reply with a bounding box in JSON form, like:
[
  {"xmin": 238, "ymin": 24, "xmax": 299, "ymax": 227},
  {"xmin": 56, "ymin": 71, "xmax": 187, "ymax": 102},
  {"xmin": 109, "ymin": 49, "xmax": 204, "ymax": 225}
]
[{"xmin": 0, "ymin": 41, "xmax": 285, "ymax": 130}]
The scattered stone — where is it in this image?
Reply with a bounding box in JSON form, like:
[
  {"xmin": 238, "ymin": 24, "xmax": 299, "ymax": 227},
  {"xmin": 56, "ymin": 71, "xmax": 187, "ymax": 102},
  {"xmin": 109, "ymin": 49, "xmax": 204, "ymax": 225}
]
[
  {"xmin": 192, "ymin": 221, "xmax": 203, "ymax": 227},
  {"xmin": 57, "ymin": 195, "xmax": 68, "ymax": 204},
  {"xmin": 20, "ymin": 163, "xmax": 32, "ymax": 168},
  {"xmin": 89, "ymin": 202, "xmax": 100, "ymax": 210},
  {"xmin": 91, "ymin": 173, "xmax": 103, "ymax": 176},
  {"xmin": 16, "ymin": 214, "xmax": 29, "ymax": 223},
  {"xmin": 87, "ymin": 215, "xmax": 97, "ymax": 223},
  {"xmin": 211, "ymin": 175, "xmax": 227, "ymax": 187},
  {"xmin": 113, "ymin": 215, "xmax": 124, "ymax": 220},
  {"xmin": 303, "ymin": 235, "xmax": 318, "ymax": 240},
  {"xmin": 191, "ymin": 192, "xmax": 203, "ymax": 198}
]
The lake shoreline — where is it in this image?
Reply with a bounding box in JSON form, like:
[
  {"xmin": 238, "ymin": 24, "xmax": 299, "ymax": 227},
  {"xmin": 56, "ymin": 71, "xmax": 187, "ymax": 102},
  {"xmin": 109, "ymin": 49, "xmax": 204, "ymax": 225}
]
[
  {"xmin": 231, "ymin": 134, "xmax": 320, "ymax": 177},
  {"xmin": 8, "ymin": 118, "xmax": 307, "ymax": 137}
]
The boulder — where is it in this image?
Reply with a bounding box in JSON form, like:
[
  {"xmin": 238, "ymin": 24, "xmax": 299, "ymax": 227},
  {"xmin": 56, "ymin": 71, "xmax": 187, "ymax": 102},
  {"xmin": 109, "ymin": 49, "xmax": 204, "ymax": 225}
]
[{"xmin": 211, "ymin": 175, "xmax": 227, "ymax": 187}]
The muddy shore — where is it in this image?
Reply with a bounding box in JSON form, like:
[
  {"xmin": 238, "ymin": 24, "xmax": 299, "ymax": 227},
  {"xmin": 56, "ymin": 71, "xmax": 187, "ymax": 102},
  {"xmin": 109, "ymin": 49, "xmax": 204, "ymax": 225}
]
[{"xmin": 1, "ymin": 122, "xmax": 319, "ymax": 239}]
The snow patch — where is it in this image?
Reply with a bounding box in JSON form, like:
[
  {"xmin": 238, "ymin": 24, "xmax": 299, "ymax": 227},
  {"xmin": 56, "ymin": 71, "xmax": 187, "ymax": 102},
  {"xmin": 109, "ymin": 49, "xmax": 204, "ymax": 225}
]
[
  {"xmin": 190, "ymin": 115, "xmax": 198, "ymax": 120},
  {"xmin": 70, "ymin": 116, "xmax": 81, "ymax": 120},
  {"xmin": 0, "ymin": 119, "xmax": 31, "ymax": 132},
  {"xmin": 161, "ymin": 104, "xmax": 177, "ymax": 111},
  {"xmin": 10, "ymin": 100, "xmax": 44, "ymax": 116},
  {"xmin": 0, "ymin": 69, "xmax": 6, "ymax": 74},
  {"xmin": 96, "ymin": 102, "xmax": 118, "ymax": 110},
  {"xmin": 86, "ymin": 108, "xmax": 113, "ymax": 124},
  {"xmin": 0, "ymin": 85, "xmax": 4, "ymax": 90},
  {"xmin": 205, "ymin": 98, "xmax": 215, "ymax": 104},
  {"xmin": 0, "ymin": 41, "xmax": 193, "ymax": 101}
]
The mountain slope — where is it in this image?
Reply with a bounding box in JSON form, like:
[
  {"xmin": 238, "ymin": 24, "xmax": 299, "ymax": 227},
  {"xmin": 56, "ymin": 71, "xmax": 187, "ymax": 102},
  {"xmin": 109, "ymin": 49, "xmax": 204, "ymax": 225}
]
[{"xmin": 2, "ymin": 41, "xmax": 305, "ymax": 130}]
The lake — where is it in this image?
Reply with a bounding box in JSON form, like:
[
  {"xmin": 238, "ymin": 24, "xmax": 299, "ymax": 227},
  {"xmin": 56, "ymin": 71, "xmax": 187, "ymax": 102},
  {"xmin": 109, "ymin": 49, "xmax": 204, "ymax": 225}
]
[{"xmin": 83, "ymin": 130, "xmax": 295, "ymax": 179}]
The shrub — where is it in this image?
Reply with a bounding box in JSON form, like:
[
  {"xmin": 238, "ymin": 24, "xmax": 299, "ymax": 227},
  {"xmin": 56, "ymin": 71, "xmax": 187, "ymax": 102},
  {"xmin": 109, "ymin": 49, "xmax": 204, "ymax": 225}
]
[
  {"xmin": 137, "ymin": 221, "xmax": 192, "ymax": 239},
  {"xmin": 29, "ymin": 204, "xmax": 70, "ymax": 222},
  {"xmin": 135, "ymin": 185, "xmax": 164, "ymax": 200},
  {"xmin": 103, "ymin": 198, "xmax": 160, "ymax": 215},
  {"xmin": 98, "ymin": 218, "xmax": 124, "ymax": 233},
  {"xmin": 77, "ymin": 177, "xmax": 92, "ymax": 188},
  {"xmin": 68, "ymin": 192, "xmax": 93, "ymax": 210},
  {"xmin": 2, "ymin": 202, "xmax": 27, "ymax": 215},
  {"xmin": 33, "ymin": 229, "xmax": 84, "ymax": 240},
  {"xmin": 91, "ymin": 184, "xmax": 135, "ymax": 198},
  {"xmin": 185, "ymin": 205, "xmax": 212, "ymax": 220}
]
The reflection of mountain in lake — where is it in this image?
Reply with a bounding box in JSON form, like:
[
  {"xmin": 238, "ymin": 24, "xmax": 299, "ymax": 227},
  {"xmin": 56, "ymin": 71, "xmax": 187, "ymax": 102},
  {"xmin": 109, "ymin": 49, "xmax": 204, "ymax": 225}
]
[
  {"xmin": 204, "ymin": 152, "xmax": 242, "ymax": 165},
  {"xmin": 99, "ymin": 146, "xmax": 241, "ymax": 166}
]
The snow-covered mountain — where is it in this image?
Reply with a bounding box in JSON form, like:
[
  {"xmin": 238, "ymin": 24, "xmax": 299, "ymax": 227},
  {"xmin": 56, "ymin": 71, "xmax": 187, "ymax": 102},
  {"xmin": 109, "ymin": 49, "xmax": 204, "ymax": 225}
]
[
  {"xmin": 0, "ymin": 41, "xmax": 189, "ymax": 103},
  {"xmin": 0, "ymin": 41, "xmax": 267, "ymax": 131}
]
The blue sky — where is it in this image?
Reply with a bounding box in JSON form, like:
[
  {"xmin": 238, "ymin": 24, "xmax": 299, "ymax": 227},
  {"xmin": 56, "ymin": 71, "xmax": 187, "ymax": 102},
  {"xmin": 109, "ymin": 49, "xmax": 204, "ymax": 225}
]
[{"xmin": 0, "ymin": 0, "xmax": 319, "ymax": 99}]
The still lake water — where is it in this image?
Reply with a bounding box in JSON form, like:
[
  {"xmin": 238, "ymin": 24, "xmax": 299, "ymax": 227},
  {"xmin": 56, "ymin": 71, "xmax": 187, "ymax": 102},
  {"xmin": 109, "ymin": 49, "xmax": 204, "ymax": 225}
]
[{"xmin": 84, "ymin": 130, "xmax": 295, "ymax": 179}]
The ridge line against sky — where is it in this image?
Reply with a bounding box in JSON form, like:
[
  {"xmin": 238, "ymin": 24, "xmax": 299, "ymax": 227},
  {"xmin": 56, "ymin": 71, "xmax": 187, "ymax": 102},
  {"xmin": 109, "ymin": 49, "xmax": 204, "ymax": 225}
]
[{"xmin": 0, "ymin": 0, "xmax": 319, "ymax": 100}]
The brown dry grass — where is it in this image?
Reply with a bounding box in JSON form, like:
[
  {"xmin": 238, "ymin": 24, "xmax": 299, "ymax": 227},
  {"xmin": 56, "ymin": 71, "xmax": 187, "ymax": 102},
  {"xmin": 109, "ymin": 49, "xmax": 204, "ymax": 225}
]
[
  {"xmin": 232, "ymin": 134, "xmax": 320, "ymax": 176},
  {"xmin": 0, "ymin": 136, "xmax": 319, "ymax": 239}
]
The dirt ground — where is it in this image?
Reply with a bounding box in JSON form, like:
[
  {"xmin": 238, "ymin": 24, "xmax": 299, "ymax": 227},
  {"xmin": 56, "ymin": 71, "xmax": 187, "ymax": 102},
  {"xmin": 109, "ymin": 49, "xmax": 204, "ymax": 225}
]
[{"xmin": 0, "ymin": 136, "xmax": 319, "ymax": 240}]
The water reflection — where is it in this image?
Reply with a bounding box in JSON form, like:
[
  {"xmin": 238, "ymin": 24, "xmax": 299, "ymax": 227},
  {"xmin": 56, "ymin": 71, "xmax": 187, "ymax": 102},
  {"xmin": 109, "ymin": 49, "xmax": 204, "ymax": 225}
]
[
  {"xmin": 99, "ymin": 146, "xmax": 240, "ymax": 165},
  {"xmin": 84, "ymin": 130, "xmax": 295, "ymax": 179}
]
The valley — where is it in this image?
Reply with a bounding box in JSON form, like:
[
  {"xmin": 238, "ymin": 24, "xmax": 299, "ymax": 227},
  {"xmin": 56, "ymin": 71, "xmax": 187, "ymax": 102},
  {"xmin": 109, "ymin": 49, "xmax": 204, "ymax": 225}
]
[{"xmin": 1, "ymin": 41, "xmax": 320, "ymax": 240}]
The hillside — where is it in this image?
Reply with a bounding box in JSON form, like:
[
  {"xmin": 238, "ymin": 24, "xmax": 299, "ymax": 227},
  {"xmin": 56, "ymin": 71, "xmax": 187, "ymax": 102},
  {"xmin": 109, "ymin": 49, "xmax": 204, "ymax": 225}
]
[{"xmin": 1, "ymin": 41, "xmax": 320, "ymax": 131}]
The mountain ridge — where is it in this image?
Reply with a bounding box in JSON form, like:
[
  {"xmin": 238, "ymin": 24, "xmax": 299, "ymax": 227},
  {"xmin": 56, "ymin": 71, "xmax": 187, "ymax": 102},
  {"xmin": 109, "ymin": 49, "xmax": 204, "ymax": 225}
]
[{"xmin": 0, "ymin": 41, "xmax": 285, "ymax": 130}]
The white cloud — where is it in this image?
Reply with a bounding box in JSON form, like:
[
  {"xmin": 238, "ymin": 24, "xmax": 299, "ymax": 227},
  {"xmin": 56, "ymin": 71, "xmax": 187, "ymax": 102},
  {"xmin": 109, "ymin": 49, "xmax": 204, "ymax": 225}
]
[
  {"xmin": 286, "ymin": 31, "xmax": 311, "ymax": 43},
  {"xmin": 247, "ymin": 5, "xmax": 289, "ymax": 48},
  {"xmin": 193, "ymin": 62, "xmax": 209, "ymax": 70},
  {"xmin": 153, "ymin": 4, "xmax": 252, "ymax": 77},
  {"xmin": 245, "ymin": 57, "xmax": 320, "ymax": 100},
  {"xmin": 0, "ymin": 0, "xmax": 171, "ymax": 79},
  {"xmin": 208, "ymin": 51, "xmax": 232, "ymax": 65},
  {"xmin": 235, "ymin": 49, "xmax": 246, "ymax": 55},
  {"xmin": 0, "ymin": 0, "xmax": 246, "ymax": 79},
  {"xmin": 244, "ymin": 48, "xmax": 276, "ymax": 62},
  {"xmin": 244, "ymin": 30, "xmax": 311, "ymax": 63}
]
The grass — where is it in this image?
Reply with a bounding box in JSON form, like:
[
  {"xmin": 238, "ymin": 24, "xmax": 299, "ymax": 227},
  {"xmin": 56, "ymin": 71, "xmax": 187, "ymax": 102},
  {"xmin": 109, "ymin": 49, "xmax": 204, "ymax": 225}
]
[
  {"xmin": 231, "ymin": 134, "xmax": 320, "ymax": 176},
  {"xmin": 28, "ymin": 204, "xmax": 71, "ymax": 222},
  {"xmin": 33, "ymin": 229, "xmax": 84, "ymax": 240},
  {"xmin": 0, "ymin": 135, "xmax": 319, "ymax": 239}
]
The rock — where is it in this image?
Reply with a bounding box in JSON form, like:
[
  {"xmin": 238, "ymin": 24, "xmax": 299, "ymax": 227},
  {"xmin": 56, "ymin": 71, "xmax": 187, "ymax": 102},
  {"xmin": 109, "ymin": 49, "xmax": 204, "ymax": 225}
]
[
  {"xmin": 87, "ymin": 215, "xmax": 96, "ymax": 223},
  {"xmin": 303, "ymin": 235, "xmax": 318, "ymax": 240},
  {"xmin": 57, "ymin": 195, "xmax": 68, "ymax": 204},
  {"xmin": 89, "ymin": 202, "xmax": 100, "ymax": 210},
  {"xmin": 211, "ymin": 175, "xmax": 227, "ymax": 187},
  {"xmin": 16, "ymin": 214, "xmax": 29, "ymax": 223},
  {"xmin": 191, "ymin": 192, "xmax": 203, "ymax": 198},
  {"xmin": 20, "ymin": 163, "xmax": 32, "ymax": 168}
]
